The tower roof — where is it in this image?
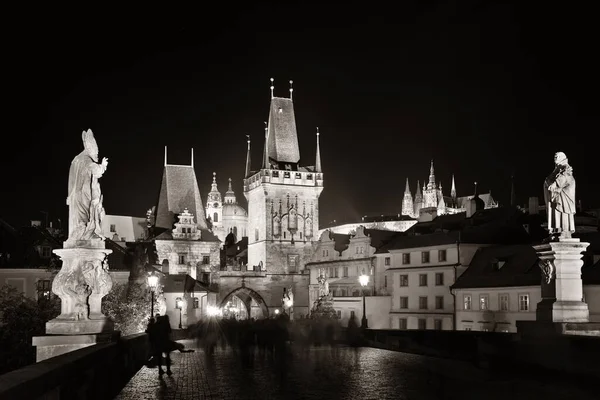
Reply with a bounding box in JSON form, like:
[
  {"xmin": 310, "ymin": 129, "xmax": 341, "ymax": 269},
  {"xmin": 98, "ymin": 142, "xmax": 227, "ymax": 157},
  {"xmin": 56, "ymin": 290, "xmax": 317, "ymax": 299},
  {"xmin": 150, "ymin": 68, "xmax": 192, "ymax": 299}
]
[
  {"xmin": 265, "ymin": 97, "xmax": 300, "ymax": 165},
  {"xmin": 207, "ymin": 172, "xmax": 222, "ymax": 204},
  {"xmin": 224, "ymin": 178, "xmax": 237, "ymax": 204},
  {"xmin": 155, "ymin": 162, "xmax": 209, "ymax": 231}
]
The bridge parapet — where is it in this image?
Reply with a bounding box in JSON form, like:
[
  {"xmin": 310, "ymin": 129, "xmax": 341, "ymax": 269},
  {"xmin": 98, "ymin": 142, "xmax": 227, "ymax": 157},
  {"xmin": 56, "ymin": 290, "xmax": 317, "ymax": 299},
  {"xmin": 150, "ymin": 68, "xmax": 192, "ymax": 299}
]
[{"xmin": 0, "ymin": 333, "xmax": 148, "ymax": 400}]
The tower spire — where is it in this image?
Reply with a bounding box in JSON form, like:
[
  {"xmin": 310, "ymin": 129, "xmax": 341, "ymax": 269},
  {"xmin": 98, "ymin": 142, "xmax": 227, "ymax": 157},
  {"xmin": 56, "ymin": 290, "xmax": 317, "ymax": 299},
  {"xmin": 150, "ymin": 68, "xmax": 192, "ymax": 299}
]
[
  {"xmin": 191, "ymin": 148, "xmax": 194, "ymax": 168},
  {"xmin": 315, "ymin": 127, "xmax": 322, "ymax": 173},
  {"xmin": 164, "ymin": 146, "xmax": 167, "ymax": 166},
  {"xmin": 211, "ymin": 172, "xmax": 218, "ymax": 192},
  {"xmin": 404, "ymin": 177, "xmax": 410, "ymax": 193},
  {"xmin": 451, "ymin": 174, "xmax": 457, "ymax": 199},
  {"xmin": 428, "ymin": 159, "xmax": 436, "ymax": 189},
  {"xmin": 263, "ymin": 121, "xmax": 269, "ymax": 169},
  {"xmin": 402, "ymin": 177, "xmax": 414, "ymax": 217},
  {"xmin": 473, "ymin": 181, "xmax": 479, "ymax": 197},
  {"xmin": 228, "ymin": 177, "xmax": 233, "ymax": 192},
  {"xmin": 270, "ymin": 77, "xmax": 274, "ymax": 99},
  {"xmin": 245, "ymin": 135, "xmax": 251, "ymax": 177},
  {"xmin": 289, "ymin": 80, "xmax": 294, "ymax": 101}
]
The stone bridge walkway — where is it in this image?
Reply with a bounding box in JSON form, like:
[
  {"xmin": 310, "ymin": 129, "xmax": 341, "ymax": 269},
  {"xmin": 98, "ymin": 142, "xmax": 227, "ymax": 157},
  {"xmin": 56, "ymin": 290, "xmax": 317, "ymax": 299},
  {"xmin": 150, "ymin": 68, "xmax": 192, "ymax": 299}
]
[{"xmin": 115, "ymin": 340, "xmax": 596, "ymax": 400}]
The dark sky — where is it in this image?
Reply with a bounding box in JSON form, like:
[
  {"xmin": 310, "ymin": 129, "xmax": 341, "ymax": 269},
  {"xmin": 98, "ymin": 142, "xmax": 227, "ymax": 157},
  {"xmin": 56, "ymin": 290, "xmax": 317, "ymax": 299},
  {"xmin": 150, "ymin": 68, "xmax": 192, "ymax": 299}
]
[{"xmin": 3, "ymin": 2, "xmax": 598, "ymax": 229}]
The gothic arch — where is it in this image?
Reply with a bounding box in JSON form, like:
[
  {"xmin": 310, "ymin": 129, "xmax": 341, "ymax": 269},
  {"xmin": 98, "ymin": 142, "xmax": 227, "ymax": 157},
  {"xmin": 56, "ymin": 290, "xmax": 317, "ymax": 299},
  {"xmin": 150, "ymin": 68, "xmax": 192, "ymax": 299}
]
[{"xmin": 219, "ymin": 287, "xmax": 269, "ymax": 318}]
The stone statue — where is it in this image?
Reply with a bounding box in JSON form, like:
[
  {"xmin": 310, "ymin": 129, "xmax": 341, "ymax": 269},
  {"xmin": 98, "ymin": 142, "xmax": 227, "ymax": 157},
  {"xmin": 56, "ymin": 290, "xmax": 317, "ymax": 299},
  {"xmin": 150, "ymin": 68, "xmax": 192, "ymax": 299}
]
[
  {"xmin": 543, "ymin": 151, "xmax": 576, "ymax": 239},
  {"xmin": 67, "ymin": 129, "xmax": 109, "ymax": 242},
  {"xmin": 317, "ymin": 268, "xmax": 329, "ymax": 297}
]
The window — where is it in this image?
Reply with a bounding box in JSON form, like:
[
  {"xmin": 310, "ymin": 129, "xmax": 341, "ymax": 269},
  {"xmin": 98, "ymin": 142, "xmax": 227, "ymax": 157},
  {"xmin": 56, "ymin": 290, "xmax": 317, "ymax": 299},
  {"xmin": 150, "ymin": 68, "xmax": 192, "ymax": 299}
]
[
  {"xmin": 350, "ymin": 310, "xmax": 355, "ymax": 319},
  {"xmin": 384, "ymin": 257, "xmax": 391, "ymax": 266},
  {"xmin": 284, "ymin": 171, "xmax": 291, "ymax": 178},
  {"xmin": 499, "ymin": 294, "xmax": 509, "ymax": 311},
  {"xmin": 384, "ymin": 275, "xmax": 388, "ymax": 288},
  {"xmin": 402, "ymin": 253, "xmax": 410, "ymax": 264},
  {"xmin": 336, "ymin": 310, "xmax": 342, "ymax": 319},
  {"xmin": 435, "ymin": 296, "xmax": 444, "ymax": 309},
  {"xmin": 201, "ymin": 272, "xmax": 209, "ymax": 283},
  {"xmin": 110, "ymin": 224, "xmax": 116, "ymax": 232},
  {"xmin": 284, "ymin": 232, "xmax": 287, "ymax": 239},
  {"xmin": 400, "ymin": 297, "xmax": 408, "ymax": 309},
  {"xmin": 202, "ymin": 255, "xmax": 210, "ymax": 265},
  {"xmin": 193, "ymin": 297, "xmax": 199, "ymax": 309},
  {"xmin": 419, "ymin": 274, "xmax": 428, "ymax": 286},
  {"xmin": 419, "ymin": 296, "xmax": 428, "ymax": 309},
  {"xmin": 421, "ymin": 251, "xmax": 430, "ymax": 263},
  {"xmin": 296, "ymin": 173, "xmax": 302, "ymax": 179},
  {"xmin": 299, "ymin": 232, "xmax": 302, "ymax": 239},
  {"xmin": 399, "ymin": 318, "xmax": 408, "ymax": 330},
  {"xmin": 288, "ymin": 255, "xmax": 299, "ymax": 272},
  {"xmin": 465, "ymin": 326, "xmax": 472, "ymax": 331},
  {"xmin": 343, "ymin": 267, "xmax": 348, "ymax": 277},
  {"xmin": 480, "ymin": 295, "xmax": 489, "ymax": 311},
  {"xmin": 37, "ymin": 279, "xmax": 51, "ymax": 300},
  {"xmin": 178, "ymin": 254, "xmax": 186, "ymax": 265},
  {"xmin": 519, "ymin": 294, "xmax": 530, "ymax": 311},
  {"xmin": 213, "ymin": 212, "xmax": 218, "ymax": 223},
  {"xmin": 434, "ymin": 319, "xmax": 443, "ymax": 330},
  {"xmin": 418, "ymin": 319, "xmax": 427, "ymax": 330},
  {"xmin": 41, "ymin": 246, "xmax": 51, "ymax": 258},
  {"xmin": 438, "ymin": 249, "xmax": 447, "ymax": 262},
  {"xmin": 399, "ymin": 274, "xmax": 408, "ymax": 287},
  {"xmin": 255, "ymin": 229, "xmax": 259, "ymax": 241},
  {"xmin": 322, "ymin": 249, "xmax": 328, "ymax": 257},
  {"xmin": 464, "ymin": 295, "xmax": 472, "ymax": 310},
  {"xmin": 435, "ymin": 272, "xmax": 444, "ymax": 286},
  {"xmin": 333, "ymin": 267, "xmax": 339, "ymax": 278}
]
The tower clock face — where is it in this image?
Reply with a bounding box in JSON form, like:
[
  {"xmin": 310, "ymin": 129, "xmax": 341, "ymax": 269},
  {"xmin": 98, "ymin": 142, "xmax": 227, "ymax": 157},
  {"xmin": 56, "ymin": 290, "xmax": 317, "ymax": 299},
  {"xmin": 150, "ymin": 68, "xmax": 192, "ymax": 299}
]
[{"xmin": 214, "ymin": 202, "xmax": 219, "ymax": 208}]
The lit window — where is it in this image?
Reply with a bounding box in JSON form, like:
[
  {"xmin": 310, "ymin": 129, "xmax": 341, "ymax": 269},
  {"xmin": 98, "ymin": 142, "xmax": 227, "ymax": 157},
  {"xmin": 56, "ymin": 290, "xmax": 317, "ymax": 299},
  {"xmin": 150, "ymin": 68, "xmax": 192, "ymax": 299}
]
[
  {"xmin": 36, "ymin": 279, "xmax": 52, "ymax": 300},
  {"xmin": 480, "ymin": 295, "xmax": 489, "ymax": 311}
]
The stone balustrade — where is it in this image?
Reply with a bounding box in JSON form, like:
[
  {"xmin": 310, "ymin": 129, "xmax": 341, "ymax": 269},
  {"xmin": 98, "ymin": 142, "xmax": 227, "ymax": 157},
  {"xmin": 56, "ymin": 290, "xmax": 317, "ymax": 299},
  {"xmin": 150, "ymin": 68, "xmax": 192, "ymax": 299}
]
[{"xmin": 0, "ymin": 333, "xmax": 148, "ymax": 400}]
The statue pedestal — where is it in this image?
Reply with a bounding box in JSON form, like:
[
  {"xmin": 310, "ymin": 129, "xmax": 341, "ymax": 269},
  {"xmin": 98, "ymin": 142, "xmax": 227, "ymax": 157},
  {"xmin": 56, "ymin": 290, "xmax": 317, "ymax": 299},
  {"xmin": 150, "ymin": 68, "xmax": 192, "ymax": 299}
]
[
  {"xmin": 534, "ymin": 238, "xmax": 589, "ymax": 323},
  {"xmin": 32, "ymin": 243, "xmax": 118, "ymax": 361},
  {"xmin": 518, "ymin": 238, "xmax": 600, "ymax": 337},
  {"xmin": 32, "ymin": 332, "xmax": 120, "ymax": 362}
]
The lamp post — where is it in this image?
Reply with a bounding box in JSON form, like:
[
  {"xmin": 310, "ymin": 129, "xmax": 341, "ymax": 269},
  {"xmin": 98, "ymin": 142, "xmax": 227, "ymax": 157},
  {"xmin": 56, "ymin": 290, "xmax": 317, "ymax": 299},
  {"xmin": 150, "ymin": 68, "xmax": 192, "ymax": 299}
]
[
  {"xmin": 359, "ymin": 271, "xmax": 370, "ymax": 329},
  {"xmin": 176, "ymin": 298, "xmax": 183, "ymax": 329},
  {"xmin": 147, "ymin": 271, "xmax": 159, "ymax": 319}
]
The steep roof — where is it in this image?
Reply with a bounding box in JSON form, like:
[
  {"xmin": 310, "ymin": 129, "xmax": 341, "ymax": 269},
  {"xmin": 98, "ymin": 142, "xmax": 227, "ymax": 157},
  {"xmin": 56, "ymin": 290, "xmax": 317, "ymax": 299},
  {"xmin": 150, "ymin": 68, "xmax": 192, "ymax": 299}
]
[
  {"xmin": 155, "ymin": 164, "xmax": 208, "ymax": 230},
  {"xmin": 266, "ymin": 97, "xmax": 300, "ymax": 164},
  {"xmin": 327, "ymin": 228, "xmax": 400, "ymax": 254}
]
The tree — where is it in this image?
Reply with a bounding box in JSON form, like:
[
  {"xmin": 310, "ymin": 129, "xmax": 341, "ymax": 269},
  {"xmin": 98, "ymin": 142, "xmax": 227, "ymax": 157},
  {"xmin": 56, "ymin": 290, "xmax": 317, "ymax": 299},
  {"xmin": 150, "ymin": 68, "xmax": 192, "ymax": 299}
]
[
  {"xmin": 101, "ymin": 280, "xmax": 165, "ymax": 336},
  {"xmin": 0, "ymin": 284, "xmax": 60, "ymax": 374}
]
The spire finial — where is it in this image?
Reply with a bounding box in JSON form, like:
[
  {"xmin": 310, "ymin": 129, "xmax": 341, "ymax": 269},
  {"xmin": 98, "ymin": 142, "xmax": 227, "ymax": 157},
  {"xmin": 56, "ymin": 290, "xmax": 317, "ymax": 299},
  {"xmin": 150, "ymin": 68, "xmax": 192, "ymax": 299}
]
[
  {"xmin": 316, "ymin": 126, "xmax": 319, "ymax": 136},
  {"xmin": 213, "ymin": 171, "xmax": 216, "ymax": 183},
  {"xmin": 263, "ymin": 121, "xmax": 269, "ymax": 169},
  {"xmin": 289, "ymin": 79, "xmax": 294, "ymax": 100},
  {"xmin": 245, "ymin": 135, "xmax": 252, "ymax": 178},
  {"xmin": 191, "ymin": 148, "xmax": 194, "ymax": 168},
  {"xmin": 270, "ymin": 77, "xmax": 274, "ymax": 99},
  {"xmin": 315, "ymin": 126, "xmax": 322, "ymax": 173},
  {"xmin": 228, "ymin": 177, "xmax": 233, "ymax": 191},
  {"xmin": 474, "ymin": 181, "xmax": 478, "ymax": 197},
  {"xmin": 164, "ymin": 145, "xmax": 167, "ymax": 166}
]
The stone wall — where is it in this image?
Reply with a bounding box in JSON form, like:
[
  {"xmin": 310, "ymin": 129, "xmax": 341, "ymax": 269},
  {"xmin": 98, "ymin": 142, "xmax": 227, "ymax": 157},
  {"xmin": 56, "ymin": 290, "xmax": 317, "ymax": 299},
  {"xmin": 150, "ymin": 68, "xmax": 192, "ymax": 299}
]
[
  {"xmin": 363, "ymin": 329, "xmax": 600, "ymax": 379},
  {"xmin": 0, "ymin": 333, "xmax": 148, "ymax": 400}
]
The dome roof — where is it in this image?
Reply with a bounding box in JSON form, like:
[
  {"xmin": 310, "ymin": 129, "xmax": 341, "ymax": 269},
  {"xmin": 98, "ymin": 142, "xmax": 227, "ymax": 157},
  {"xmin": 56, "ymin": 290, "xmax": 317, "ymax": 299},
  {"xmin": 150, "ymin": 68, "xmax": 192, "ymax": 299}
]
[{"xmin": 223, "ymin": 203, "xmax": 247, "ymax": 217}]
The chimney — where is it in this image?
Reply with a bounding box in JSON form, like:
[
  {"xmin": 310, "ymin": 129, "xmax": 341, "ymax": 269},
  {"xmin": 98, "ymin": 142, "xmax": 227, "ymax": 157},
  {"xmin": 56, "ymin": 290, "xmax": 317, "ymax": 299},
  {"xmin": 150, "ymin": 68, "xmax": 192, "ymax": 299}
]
[{"xmin": 528, "ymin": 197, "xmax": 539, "ymax": 215}]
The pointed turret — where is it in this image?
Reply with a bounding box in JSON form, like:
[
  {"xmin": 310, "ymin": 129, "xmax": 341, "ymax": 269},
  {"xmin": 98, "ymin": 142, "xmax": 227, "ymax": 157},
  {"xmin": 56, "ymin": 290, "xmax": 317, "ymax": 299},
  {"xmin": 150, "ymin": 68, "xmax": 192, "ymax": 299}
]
[
  {"xmin": 414, "ymin": 180, "xmax": 423, "ymax": 217},
  {"xmin": 450, "ymin": 174, "xmax": 457, "ymax": 204},
  {"xmin": 245, "ymin": 135, "xmax": 251, "ymax": 178},
  {"xmin": 402, "ymin": 177, "xmax": 414, "ymax": 217},
  {"xmin": 315, "ymin": 127, "xmax": 322, "ymax": 173},
  {"xmin": 224, "ymin": 178, "xmax": 237, "ymax": 204},
  {"xmin": 427, "ymin": 159, "xmax": 436, "ymax": 190}
]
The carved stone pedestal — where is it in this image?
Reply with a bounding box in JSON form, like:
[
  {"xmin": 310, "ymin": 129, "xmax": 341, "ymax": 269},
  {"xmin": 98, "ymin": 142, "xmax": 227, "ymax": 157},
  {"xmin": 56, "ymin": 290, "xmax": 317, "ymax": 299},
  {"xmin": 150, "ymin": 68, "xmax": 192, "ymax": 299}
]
[
  {"xmin": 518, "ymin": 238, "xmax": 600, "ymax": 337},
  {"xmin": 533, "ymin": 238, "xmax": 589, "ymax": 323},
  {"xmin": 32, "ymin": 332, "xmax": 120, "ymax": 362},
  {"xmin": 32, "ymin": 241, "xmax": 118, "ymax": 362}
]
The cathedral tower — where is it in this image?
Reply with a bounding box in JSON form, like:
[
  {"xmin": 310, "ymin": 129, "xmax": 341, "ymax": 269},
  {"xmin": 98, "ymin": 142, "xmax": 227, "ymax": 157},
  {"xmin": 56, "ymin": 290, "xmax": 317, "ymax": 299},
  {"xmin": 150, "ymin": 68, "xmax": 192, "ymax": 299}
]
[
  {"xmin": 206, "ymin": 172, "xmax": 223, "ymax": 228},
  {"xmin": 423, "ymin": 160, "xmax": 438, "ymax": 208}
]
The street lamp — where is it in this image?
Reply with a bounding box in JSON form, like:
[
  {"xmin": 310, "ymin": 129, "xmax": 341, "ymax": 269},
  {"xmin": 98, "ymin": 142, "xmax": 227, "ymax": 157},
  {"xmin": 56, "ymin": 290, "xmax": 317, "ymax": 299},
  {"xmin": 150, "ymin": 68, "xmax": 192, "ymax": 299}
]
[
  {"xmin": 176, "ymin": 298, "xmax": 183, "ymax": 329},
  {"xmin": 359, "ymin": 271, "xmax": 370, "ymax": 329},
  {"xmin": 147, "ymin": 271, "xmax": 159, "ymax": 318}
]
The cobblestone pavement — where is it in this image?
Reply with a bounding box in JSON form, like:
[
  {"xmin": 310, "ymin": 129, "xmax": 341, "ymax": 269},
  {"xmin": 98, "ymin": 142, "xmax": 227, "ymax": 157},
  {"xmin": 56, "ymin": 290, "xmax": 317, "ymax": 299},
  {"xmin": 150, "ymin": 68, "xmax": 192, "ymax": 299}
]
[{"xmin": 115, "ymin": 340, "xmax": 597, "ymax": 400}]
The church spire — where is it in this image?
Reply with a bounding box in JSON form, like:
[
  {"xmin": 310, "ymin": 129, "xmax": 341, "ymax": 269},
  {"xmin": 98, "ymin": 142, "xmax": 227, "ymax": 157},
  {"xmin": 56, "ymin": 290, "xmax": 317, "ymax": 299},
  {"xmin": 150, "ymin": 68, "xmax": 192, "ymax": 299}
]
[
  {"xmin": 404, "ymin": 177, "xmax": 411, "ymax": 194},
  {"xmin": 224, "ymin": 177, "xmax": 237, "ymax": 204},
  {"xmin": 402, "ymin": 177, "xmax": 414, "ymax": 217},
  {"xmin": 245, "ymin": 135, "xmax": 251, "ymax": 178},
  {"xmin": 428, "ymin": 159, "xmax": 436, "ymax": 189},
  {"xmin": 211, "ymin": 172, "xmax": 218, "ymax": 192},
  {"xmin": 315, "ymin": 127, "xmax": 322, "ymax": 173},
  {"xmin": 451, "ymin": 174, "xmax": 457, "ymax": 200},
  {"xmin": 207, "ymin": 172, "xmax": 222, "ymax": 205}
]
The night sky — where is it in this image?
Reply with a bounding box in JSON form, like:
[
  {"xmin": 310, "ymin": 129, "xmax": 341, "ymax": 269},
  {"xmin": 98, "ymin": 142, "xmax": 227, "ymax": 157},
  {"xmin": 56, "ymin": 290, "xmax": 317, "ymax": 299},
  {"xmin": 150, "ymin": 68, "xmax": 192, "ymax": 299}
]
[{"xmin": 3, "ymin": 2, "xmax": 598, "ymax": 230}]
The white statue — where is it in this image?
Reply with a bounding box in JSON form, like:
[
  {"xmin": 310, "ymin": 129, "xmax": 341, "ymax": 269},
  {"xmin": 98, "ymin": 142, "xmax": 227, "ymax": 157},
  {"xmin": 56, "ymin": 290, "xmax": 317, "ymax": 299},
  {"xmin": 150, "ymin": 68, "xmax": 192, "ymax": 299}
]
[
  {"xmin": 543, "ymin": 151, "xmax": 576, "ymax": 239},
  {"xmin": 67, "ymin": 129, "xmax": 108, "ymax": 241}
]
